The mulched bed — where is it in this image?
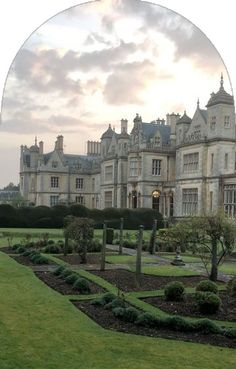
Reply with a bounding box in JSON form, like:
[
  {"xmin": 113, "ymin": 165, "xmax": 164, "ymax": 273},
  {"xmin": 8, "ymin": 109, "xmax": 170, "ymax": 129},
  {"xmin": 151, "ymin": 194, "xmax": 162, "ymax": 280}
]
[
  {"xmin": 10, "ymin": 255, "xmax": 55, "ymax": 268},
  {"xmin": 57, "ymin": 252, "xmax": 116, "ymax": 265},
  {"xmin": 72, "ymin": 300, "xmax": 236, "ymax": 348},
  {"xmin": 0, "ymin": 246, "xmax": 20, "ymax": 254},
  {"xmin": 35, "ymin": 271, "xmax": 105, "ymax": 295},
  {"xmin": 90, "ymin": 269, "xmax": 206, "ymax": 292},
  {"xmin": 142, "ymin": 291, "xmax": 236, "ymax": 321}
]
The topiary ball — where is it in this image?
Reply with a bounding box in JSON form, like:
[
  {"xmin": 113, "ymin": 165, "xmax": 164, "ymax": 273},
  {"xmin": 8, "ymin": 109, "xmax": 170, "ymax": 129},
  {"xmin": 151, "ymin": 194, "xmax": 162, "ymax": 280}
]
[
  {"xmin": 73, "ymin": 278, "xmax": 91, "ymax": 294},
  {"xmin": 195, "ymin": 291, "xmax": 221, "ymax": 314},
  {"xmin": 164, "ymin": 281, "xmax": 185, "ymax": 301},
  {"xmin": 196, "ymin": 280, "xmax": 218, "ymax": 295}
]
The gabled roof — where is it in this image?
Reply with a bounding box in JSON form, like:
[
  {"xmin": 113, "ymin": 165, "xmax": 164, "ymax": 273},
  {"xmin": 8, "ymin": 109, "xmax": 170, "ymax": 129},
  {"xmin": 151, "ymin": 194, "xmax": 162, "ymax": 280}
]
[
  {"xmin": 141, "ymin": 122, "xmax": 171, "ymax": 145},
  {"xmin": 199, "ymin": 109, "xmax": 207, "ymax": 123}
]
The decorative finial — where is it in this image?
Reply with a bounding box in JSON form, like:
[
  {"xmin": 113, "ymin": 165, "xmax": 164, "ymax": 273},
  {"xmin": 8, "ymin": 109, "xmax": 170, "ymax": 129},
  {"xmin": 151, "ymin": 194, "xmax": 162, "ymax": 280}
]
[
  {"xmin": 220, "ymin": 73, "xmax": 224, "ymax": 89},
  {"xmin": 197, "ymin": 98, "xmax": 200, "ymax": 108},
  {"xmin": 108, "ymin": 123, "xmax": 111, "ymax": 128},
  {"xmin": 184, "ymin": 110, "xmax": 186, "ymax": 115}
]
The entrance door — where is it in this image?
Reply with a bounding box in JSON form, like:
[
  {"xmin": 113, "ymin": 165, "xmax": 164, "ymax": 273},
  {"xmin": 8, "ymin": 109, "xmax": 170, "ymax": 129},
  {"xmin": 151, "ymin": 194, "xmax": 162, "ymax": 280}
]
[
  {"xmin": 132, "ymin": 190, "xmax": 137, "ymax": 208},
  {"xmin": 152, "ymin": 190, "xmax": 161, "ymax": 211}
]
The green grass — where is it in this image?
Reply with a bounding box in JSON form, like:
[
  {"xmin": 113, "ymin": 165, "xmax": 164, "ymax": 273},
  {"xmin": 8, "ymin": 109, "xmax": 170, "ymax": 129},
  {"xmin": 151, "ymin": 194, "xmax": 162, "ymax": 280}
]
[
  {"xmin": 0, "ymin": 252, "xmax": 236, "ymax": 369},
  {"xmin": 106, "ymin": 255, "xmax": 154, "ymax": 264},
  {"xmin": 160, "ymin": 254, "xmax": 202, "ymax": 263},
  {"xmin": 141, "ymin": 265, "xmax": 199, "ymax": 277},
  {"xmin": 219, "ymin": 263, "xmax": 236, "ymax": 276}
]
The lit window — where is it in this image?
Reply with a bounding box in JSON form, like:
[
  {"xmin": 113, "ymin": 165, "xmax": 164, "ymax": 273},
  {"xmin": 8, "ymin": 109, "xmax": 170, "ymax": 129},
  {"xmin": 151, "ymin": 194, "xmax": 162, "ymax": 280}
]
[
  {"xmin": 152, "ymin": 159, "xmax": 161, "ymax": 175},
  {"xmin": 51, "ymin": 177, "xmax": 59, "ymax": 188}
]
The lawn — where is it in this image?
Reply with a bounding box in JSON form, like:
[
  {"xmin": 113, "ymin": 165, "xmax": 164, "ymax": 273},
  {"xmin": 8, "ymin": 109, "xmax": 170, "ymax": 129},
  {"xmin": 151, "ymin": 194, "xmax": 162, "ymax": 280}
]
[
  {"xmin": 219, "ymin": 263, "xmax": 236, "ymax": 276},
  {"xmin": 0, "ymin": 227, "xmax": 152, "ymax": 248},
  {"xmin": 106, "ymin": 254, "xmax": 154, "ymax": 264},
  {"xmin": 0, "ymin": 252, "xmax": 235, "ymax": 369},
  {"xmin": 141, "ymin": 265, "xmax": 199, "ymax": 277},
  {"xmin": 160, "ymin": 254, "xmax": 202, "ymax": 263}
]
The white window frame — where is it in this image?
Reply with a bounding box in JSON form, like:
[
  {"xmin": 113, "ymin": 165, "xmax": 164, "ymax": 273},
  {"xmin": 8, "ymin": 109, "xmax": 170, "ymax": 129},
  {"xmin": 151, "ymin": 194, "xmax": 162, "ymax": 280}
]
[{"xmin": 152, "ymin": 159, "xmax": 161, "ymax": 176}]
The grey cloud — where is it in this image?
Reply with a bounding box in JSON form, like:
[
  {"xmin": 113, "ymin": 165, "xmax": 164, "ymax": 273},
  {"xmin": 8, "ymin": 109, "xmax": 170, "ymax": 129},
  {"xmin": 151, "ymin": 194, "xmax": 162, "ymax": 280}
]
[
  {"xmin": 48, "ymin": 114, "xmax": 81, "ymax": 127},
  {"xmin": 101, "ymin": 0, "xmax": 223, "ymax": 70},
  {"xmin": 12, "ymin": 48, "xmax": 83, "ymax": 95},
  {"xmin": 77, "ymin": 40, "xmax": 138, "ymax": 71},
  {"xmin": 103, "ymin": 59, "xmax": 158, "ymax": 105}
]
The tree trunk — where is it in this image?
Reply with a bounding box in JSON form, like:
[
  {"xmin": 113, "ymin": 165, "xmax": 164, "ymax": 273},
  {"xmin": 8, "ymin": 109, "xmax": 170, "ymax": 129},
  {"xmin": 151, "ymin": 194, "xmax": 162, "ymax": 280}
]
[
  {"xmin": 119, "ymin": 218, "xmax": 124, "ymax": 255},
  {"xmin": 100, "ymin": 222, "xmax": 107, "ymax": 271},
  {"xmin": 136, "ymin": 225, "xmax": 144, "ymax": 286},
  {"xmin": 209, "ymin": 238, "xmax": 218, "ymax": 281},
  {"xmin": 64, "ymin": 235, "xmax": 69, "ymax": 256}
]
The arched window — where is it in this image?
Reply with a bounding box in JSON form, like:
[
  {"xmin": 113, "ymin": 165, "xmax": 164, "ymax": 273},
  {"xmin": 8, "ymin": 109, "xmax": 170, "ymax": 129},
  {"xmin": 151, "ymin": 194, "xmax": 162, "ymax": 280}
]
[{"xmin": 152, "ymin": 190, "xmax": 161, "ymax": 210}]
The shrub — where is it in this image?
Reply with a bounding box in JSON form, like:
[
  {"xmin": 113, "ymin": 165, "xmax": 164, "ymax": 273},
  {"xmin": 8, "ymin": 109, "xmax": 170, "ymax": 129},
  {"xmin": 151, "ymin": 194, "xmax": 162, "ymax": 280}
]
[
  {"xmin": 12, "ymin": 244, "xmax": 21, "ymax": 250},
  {"xmin": 73, "ymin": 278, "xmax": 91, "ymax": 294},
  {"xmin": 22, "ymin": 250, "xmax": 32, "ymax": 257},
  {"xmin": 60, "ymin": 269, "xmax": 73, "ymax": 279},
  {"xmin": 195, "ymin": 291, "xmax": 221, "ymax": 314},
  {"xmin": 44, "ymin": 244, "xmax": 61, "ymax": 254},
  {"xmin": 53, "ymin": 265, "xmax": 66, "ymax": 276},
  {"xmin": 196, "ymin": 280, "xmax": 218, "ymax": 295},
  {"xmin": 65, "ymin": 273, "xmax": 78, "ymax": 285},
  {"xmin": 192, "ymin": 319, "xmax": 222, "ymax": 334},
  {"xmin": 106, "ymin": 228, "xmax": 114, "ymax": 244},
  {"xmin": 29, "ymin": 252, "xmax": 41, "ymax": 262},
  {"xmin": 33, "ymin": 255, "xmax": 49, "ymax": 265},
  {"xmin": 223, "ymin": 328, "xmax": 236, "ymax": 339},
  {"xmin": 164, "ymin": 281, "xmax": 185, "ymax": 301},
  {"xmin": 88, "ymin": 239, "xmax": 101, "ymax": 252},
  {"xmin": 164, "ymin": 316, "xmax": 194, "ymax": 332},
  {"xmin": 122, "ymin": 307, "xmax": 140, "ymax": 323},
  {"xmin": 48, "ymin": 239, "xmax": 55, "ymax": 245},
  {"xmin": 112, "ymin": 307, "xmax": 125, "ymax": 319},
  {"xmin": 17, "ymin": 246, "xmax": 26, "ymax": 254},
  {"xmin": 135, "ymin": 312, "xmax": 157, "ymax": 327},
  {"xmin": 227, "ymin": 277, "xmax": 236, "ymax": 297},
  {"xmin": 105, "ymin": 297, "xmax": 126, "ymax": 310},
  {"xmin": 91, "ymin": 292, "xmax": 115, "ymax": 306}
]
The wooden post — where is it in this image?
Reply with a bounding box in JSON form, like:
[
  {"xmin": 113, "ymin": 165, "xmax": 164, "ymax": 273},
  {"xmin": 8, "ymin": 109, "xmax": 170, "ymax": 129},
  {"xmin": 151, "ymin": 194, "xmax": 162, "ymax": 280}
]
[
  {"xmin": 100, "ymin": 222, "xmax": 107, "ymax": 271},
  {"xmin": 136, "ymin": 225, "xmax": 144, "ymax": 286},
  {"xmin": 152, "ymin": 219, "xmax": 157, "ymax": 254},
  {"xmin": 64, "ymin": 235, "xmax": 69, "ymax": 256},
  {"xmin": 119, "ymin": 217, "xmax": 124, "ymax": 255}
]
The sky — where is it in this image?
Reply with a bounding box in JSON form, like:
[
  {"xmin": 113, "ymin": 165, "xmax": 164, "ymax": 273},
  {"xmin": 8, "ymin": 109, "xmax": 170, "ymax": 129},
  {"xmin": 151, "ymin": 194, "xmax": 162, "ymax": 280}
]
[{"xmin": 0, "ymin": 0, "xmax": 233, "ymax": 187}]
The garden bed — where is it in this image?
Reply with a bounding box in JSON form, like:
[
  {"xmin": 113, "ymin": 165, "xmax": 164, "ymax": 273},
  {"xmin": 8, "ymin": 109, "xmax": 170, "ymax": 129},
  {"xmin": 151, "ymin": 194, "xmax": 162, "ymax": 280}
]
[
  {"xmin": 11, "ymin": 255, "xmax": 55, "ymax": 267},
  {"xmin": 72, "ymin": 300, "xmax": 236, "ymax": 348},
  {"xmin": 90, "ymin": 269, "xmax": 206, "ymax": 292},
  {"xmin": 0, "ymin": 246, "xmax": 22, "ymax": 254},
  {"xmin": 35, "ymin": 271, "xmax": 105, "ymax": 295},
  {"xmin": 142, "ymin": 291, "xmax": 236, "ymax": 321}
]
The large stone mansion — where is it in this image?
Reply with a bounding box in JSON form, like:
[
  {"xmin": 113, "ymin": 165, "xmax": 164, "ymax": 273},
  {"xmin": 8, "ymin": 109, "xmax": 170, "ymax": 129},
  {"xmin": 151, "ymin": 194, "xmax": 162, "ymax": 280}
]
[{"xmin": 20, "ymin": 76, "xmax": 236, "ymax": 218}]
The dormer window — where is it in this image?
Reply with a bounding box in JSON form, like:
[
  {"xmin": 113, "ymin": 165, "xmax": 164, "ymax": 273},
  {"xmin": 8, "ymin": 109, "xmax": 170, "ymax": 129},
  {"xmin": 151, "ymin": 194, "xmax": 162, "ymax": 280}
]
[
  {"xmin": 210, "ymin": 116, "xmax": 216, "ymax": 130},
  {"xmin": 224, "ymin": 115, "xmax": 230, "ymax": 128},
  {"xmin": 154, "ymin": 136, "xmax": 161, "ymax": 146},
  {"xmin": 52, "ymin": 161, "xmax": 58, "ymax": 168}
]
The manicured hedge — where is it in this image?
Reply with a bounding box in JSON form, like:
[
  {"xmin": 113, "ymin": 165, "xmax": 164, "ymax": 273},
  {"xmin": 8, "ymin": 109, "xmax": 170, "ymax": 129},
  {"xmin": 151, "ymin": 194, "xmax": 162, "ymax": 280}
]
[{"xmin": 0, "ymin": 204, "xmax": 163, "ymax": 230}]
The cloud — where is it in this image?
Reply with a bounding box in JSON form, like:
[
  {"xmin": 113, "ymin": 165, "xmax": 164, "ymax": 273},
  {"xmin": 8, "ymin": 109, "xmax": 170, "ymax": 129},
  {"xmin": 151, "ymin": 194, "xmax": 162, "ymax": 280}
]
[
  {"xmin": 103, "ymin": 59, "xmax": 158, "ymax": 105},
  {"xmin": 100, "ymin": 0, "xmax": 222, "ymax": 70},
  {"xmin": 12, "ymin": 48, "xmax": 83, "ymax": 95}
]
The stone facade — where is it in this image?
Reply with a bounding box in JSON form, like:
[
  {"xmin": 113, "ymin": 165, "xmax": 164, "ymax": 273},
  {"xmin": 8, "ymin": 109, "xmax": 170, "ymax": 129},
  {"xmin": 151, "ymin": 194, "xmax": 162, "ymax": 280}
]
[{"xmin": 20, "ymin": 77, "xmax": 236, "ymax": 218}]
